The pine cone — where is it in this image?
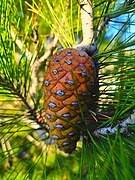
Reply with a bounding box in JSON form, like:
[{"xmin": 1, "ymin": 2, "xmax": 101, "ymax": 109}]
[{"xmin": 44, "ymin": 48, "xmax": 97, "ymax": 153}]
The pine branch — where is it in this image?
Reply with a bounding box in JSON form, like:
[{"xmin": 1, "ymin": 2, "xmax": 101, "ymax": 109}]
[
  {"xmin": 10, "ymin": 25, "xmax": 58, "ymax": 97},
  {"xmin": 1, "ymin": 136, "xmax": 13, "ymax": 167},
  {"xmin": 30, "ymin": 35, "xmax": 58, "ymax": 96},
  {"xmin": 10, "ymin": 27, "xmax": 34, "ymax": 60},
  {"xmin": 74, "ymin": 0, "xmax": 109, "ymax": 56},
  {"xmin": 75, "ymin": 0, "xmax": 95, "ymax": 53},
  {"xmin": 94, "ymin": 16, "xmax": 110, "ymax": 41},
  {"xmin": 94, "ymin": 111, "xmax": 135, "ymax": 136},
  {"xmin": 73, "ymin": 0, "xmax": 135, "ymax": 139},
  {"xmin": 0, "ymin": 75, "xmax": 48, "ymax": 132}
]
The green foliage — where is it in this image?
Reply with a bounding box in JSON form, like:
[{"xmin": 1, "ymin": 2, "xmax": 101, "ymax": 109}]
[
  {"xmin": 26, "ymin": 0, "xmax": 81, "ymax": 47},
  {"xmin": 0, "ymin": 0, "xmax": 135, "ymax": 179}
]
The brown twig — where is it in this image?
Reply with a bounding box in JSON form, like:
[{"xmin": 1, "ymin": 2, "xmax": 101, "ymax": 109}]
[{"xmin": 94, "ymin": 16, "xmax": 110, "ymax": 41}]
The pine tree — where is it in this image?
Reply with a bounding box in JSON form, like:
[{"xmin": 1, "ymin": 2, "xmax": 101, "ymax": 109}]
[{"xmin": 0, "ymin": 0, "xmax": 135, "ymax": 179}]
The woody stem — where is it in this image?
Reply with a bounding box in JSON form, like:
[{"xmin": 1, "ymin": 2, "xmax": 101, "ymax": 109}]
[{"xmin": 75, "ymin": 0, "xmax": 96, "ymax": 54}]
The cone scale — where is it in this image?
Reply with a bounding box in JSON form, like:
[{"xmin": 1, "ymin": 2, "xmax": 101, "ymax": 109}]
[{"xmin": 44, "ymin": 48, "xmax": 96, "ymax": 153}]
